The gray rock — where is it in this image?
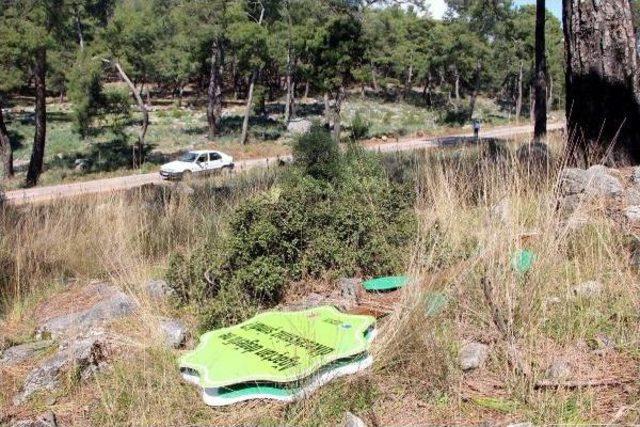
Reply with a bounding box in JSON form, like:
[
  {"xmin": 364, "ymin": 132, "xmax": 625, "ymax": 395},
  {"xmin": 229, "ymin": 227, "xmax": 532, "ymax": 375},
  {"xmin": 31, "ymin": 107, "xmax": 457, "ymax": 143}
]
[
  {"xmin": 459, "ymin": 342, "xmax": 489, "ymax": 371},
  {"xmin": 546, "ymin": 359, "xmax": 571, "ymax": 380},
  {"xmin": 160, "ymin": 319, "xmax": 187, "ymax": 349},
  {"xmin": 490, "ymin": 199, "xmax": 511, "ymax": 223},
  {"xmin": 285, "ymin": 293, "xmax": 328, "ymax": 310},
  {"xmin": 73, "ymin": 158, "xmax": 90, "ymax": 172},
  {"xmin": 339, "ymin": 278, "xmax": 361, "ymax": 301},
  {"xmin": 632, "ymin": 167, "xmax": 640, "ymax": 184},
  {"xmin": 39, "ymin": 289, "xmax": 136, "ymax": 338},
  {"xmin": 287, "ymin": 118, "xmax": 313, "ymax": 135},
  {"xmin": 557, "ymin": 194, "xmax": 583, "ymax": 216},
  {"xmin": 0, "ymin": 340, "xmax": 54, "ymax": 366},
  {"xmin": 9, "ymin": 411, "xmax": 57, "ymax": 427},
  {"xmin": 624, "ymin": 188, "xmax": 640, "ymax": 206},
  {"xmin": 343, "ymin": 412, "xmax": 367, "ymax": 427},
  {"xmin": 572, "ymin": 281, "xmax": 603, "ymax": 298},
  {"xmin": 14, "ymin": 334, "xmax": 105, "ymax": 405},
  {"xmin": 145, "ymin": 279, "xmax": 175, "ymax": 300},
  {"xmin": 558, "ymin": 168, "xmax": 587, "ymax": 196},
  {"xmin": 507, "ymin": 423, "xmax": 533, "ymax": 427},
  {"xmin": 584, "ymin": 165, "xmax": 623, "ymax": 197},
  {"xmin": 625, "ymin": 205, "xmax": 640, "ymax": 222}
]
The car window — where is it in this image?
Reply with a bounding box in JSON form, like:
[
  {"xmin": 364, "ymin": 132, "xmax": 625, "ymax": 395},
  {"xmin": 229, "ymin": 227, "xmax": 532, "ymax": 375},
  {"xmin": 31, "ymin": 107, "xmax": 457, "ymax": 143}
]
[
  {"xmin": 210, "ymin": 152, "xmax": 222, "ymax": 160},
  {"xmin": 180, "ymin": 152, "xmax": 198, "ymax": 162},
  {"xmin": 197, "ymin": 154, "xmax": 208, "ymax": 163}
]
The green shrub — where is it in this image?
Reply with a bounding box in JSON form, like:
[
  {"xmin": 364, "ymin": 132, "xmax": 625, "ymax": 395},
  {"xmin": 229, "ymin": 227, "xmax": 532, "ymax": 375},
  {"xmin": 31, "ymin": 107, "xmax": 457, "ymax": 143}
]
[
  {"xmin": 167, "ymin": 129, "xmax": 416, "ymax": 330},
  {"xmin": 350, "ymin": 112, "xmax": 370, "ymax": 140},
  {"xmin": 292, "ymin": 124, "xmax": 342, "ymax": 181}
]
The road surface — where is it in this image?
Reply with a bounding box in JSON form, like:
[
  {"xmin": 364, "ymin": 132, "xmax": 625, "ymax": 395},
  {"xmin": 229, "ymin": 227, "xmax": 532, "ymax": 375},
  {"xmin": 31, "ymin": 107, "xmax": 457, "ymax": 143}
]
[{"xmin": 4, "ymin": 122, "xmax": 564, "ymax": 206}]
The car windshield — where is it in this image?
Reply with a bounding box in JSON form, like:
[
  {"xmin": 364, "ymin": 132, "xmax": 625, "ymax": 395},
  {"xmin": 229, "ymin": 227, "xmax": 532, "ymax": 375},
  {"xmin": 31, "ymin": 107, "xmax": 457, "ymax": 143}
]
[{"xmin": 179, "ymin": 152, "xmax": 198, "ymax": 162}]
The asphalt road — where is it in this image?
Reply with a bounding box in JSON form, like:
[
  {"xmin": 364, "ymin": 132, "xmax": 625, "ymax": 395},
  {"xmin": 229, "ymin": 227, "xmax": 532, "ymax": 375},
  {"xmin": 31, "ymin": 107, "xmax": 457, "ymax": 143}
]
[{"xmin": 3, "ymin": 122, "xmax": 564, "ymax": 206}]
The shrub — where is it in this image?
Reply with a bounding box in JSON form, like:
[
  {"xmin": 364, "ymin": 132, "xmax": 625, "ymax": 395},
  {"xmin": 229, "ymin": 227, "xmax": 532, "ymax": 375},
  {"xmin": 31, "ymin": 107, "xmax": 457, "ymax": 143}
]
[
  {"xmin": 167, "ymin": 131, "xmax": 417, "ymax": 330},
  {"xmin": 292, "ymin": 124, "xmax": 342, "ymax": 181},
  {"xmin": 350, "ymin": 112, "xmax": 370, "ymax": 140}
]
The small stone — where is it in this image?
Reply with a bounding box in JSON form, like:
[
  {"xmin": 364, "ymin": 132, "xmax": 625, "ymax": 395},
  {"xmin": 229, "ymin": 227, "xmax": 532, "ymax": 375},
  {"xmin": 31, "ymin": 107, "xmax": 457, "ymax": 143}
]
[
  {"xmin": 145, "ymin": 279, "xmax": 175, "ymax": 300},
  {"xmin": 343, "ymin": 412, "xmax": 367, "ymax": 427},
  {"xmin": 459, "ymin": 342, "xmax": 489, "ymax": 371},
  {"xmin": 547, "ymin": 359, "xmax": 571, "ymax": 380},
  {"xmin": 572, "ymin": 281, "xmax": 603, "ymax": 298},
  {"xmin": 632, "ymin": 167, "xmax": 640, "ymax": 184},
  {"xmin": 490, "ymin": 199, "xmax": 511, "ymax": 223},
  {"xmin": 73, "ymin": 159, "xmax": 90, "ymax": 172},
  {"xmin": 0, "ymin": 340, "xmax": 54, "ymax": 366},
  {"xmin": 338, "ymin": 278, "xmax": 361, "ymax": 301},
  {"xmin": 160, "ymin": 319, "xmax": 187, "ymax": 349},
  {"xmin": 625, "ymin": 206, "xmax": 640, "ymax": 222}
]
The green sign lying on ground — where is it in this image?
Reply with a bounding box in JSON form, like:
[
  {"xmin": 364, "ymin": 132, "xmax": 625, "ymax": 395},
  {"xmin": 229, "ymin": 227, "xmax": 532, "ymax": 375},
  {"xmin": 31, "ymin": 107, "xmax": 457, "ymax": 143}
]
[
  {"xmin": 363, "ymin": 276, "xmax": 410, "ymax": 292},
  {"xmin": 512, "ymin": 249, "xmax": 536, "ymax": 274},
  {"xmin": 179, "ymin": 306, "xmax": 376, "ymax": 389}
]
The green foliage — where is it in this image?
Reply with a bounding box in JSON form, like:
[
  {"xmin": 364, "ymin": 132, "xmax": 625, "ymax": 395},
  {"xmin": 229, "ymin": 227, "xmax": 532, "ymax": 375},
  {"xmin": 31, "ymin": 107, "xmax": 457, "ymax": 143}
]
[
  {"xmin": 68, "ymin": 53, "xmax": 104, "ymax": 138},
  {"xmin": 350, "ymin": 112, "xmax": 370, "ymax": 140},
  {"xmin": 167, "ymin": 128, "xmax": 416, "ymax": 330},
  {"xmin": 292, "ymin": 124, "xmax": 342, "ymax": 181}
]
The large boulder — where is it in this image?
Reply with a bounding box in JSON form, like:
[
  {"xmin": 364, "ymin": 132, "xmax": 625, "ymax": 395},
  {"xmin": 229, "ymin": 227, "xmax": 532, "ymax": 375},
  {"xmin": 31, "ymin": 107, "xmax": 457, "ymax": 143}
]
[
  {"xmin": 38, "ymin": 286, "xmax": 136, "ymax": 339},
  {"xmin": 558, "ymin": 168, "xmax": 587, "ymax": 197},
  {"xmin": 584, "ymin": 165, "xmax": 623, "ymax": 197},
  {"xmin": 14, "ymin": 334, "xmax": 106, "ymax": 405},
  {"xmin": 145, "ymin": 279, "xmax": 176, "ymax": 300}
]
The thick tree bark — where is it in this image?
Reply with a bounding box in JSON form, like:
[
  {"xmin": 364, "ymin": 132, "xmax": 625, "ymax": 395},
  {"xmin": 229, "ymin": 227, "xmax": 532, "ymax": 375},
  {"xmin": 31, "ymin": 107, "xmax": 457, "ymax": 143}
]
[
  {"xmin": 207, "ymin": 41, "xmax": 224, "ymax": 140},
  {"xmin": 516, "ymin": 60, "xmax": 524, "ymax": 123},
  {"xmin": 533, "ymin": 0, "xmax": 548, "ymax": 141},
  {"xmin": 26, "ymin": 47, "xmax": 47, "ymax": 187},
  {"xmin": 563, "ymin": 0, "xmax": 640, "ymax": 164},
  {"xmin": 113, "ymin": 61, "xmax": 148, "ymax": 168},
  {"xmin": 240, "ymin": 6, "xmax": 265, "ymax": 145},
  {"xmin": 468, "ymin": 60, "xmax": 482, "ymax": 121},
  {"xmin": 0, "ymin": 101, "xmax": 13, "ymax": 179},
  {"xmin": 332, "ymin": 86, "xmax": 345, "ymax": 143}
]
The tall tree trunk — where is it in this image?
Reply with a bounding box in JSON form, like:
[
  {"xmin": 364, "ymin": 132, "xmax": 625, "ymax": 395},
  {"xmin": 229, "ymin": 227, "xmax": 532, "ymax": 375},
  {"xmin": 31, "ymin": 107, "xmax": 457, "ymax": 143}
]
[
  {"xmin": 548, "ymin": 74, "xmax": 554, "ymax": 110},
  {"xmin": 74, "ymin": 5, "xmax": 85, "ymax": 50},
  {"xmin": 284, "ymin": 6, "xmax": 295, "ymax": 125},
  {"xmin": 516, "ymin": 60, "xmax": 524, "ymax": 124},
  {"xmin": 304, "ymin": 81, "xmax": 310, "ymax": 99},
  {"xmin": 529, "ymin": 84, "xmax": 535, "ymax": 124},
  {"xmin": 240, "ymin": 6, "xmax": 265, "ymax": 145},
  {"xmin": 332, "ymin": 86, "xmax": 345, "ymax": 143},
  {"xmin": 0, "ymin": 101, "xmax": 13, "ymax": 179},
  {"xmin": 207, "ymin": 41, "xmax": 224, "ymax": 140},
  {"xmin": 468, "ymin": 60, "xmax": 482, "ymax": 121},
  {"xmin": 113, "ymin": 61, "xmax": 148, "ymax": 168},
  {"xmin": 563, "ymin": 0, "xmax": 640, "ymax": 164},
  {"xmin": 402, "ymin": 63, "xmax": 413, "ymax": 102},
  {"xmin": 371, "ymin": 65, "xmax": 379, "ymax": 92},
  {"xmin": 454, "ymin": 70, "xmax": 460, "ymax": 101},
  {"xmin": 26, "ymin": 47, "xmax": 47, "ymax": 187},
  {"xmin": 324, "ymin": 92, "xmax": 331, "ymax": 126},
  {"xmin": 533, "ymin": 0, "xmax": 548, "ymax": 141}
]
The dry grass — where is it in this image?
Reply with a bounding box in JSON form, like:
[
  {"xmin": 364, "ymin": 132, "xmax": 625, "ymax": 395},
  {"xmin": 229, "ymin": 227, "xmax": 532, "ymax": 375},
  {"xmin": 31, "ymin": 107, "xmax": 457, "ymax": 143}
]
[{"xmin": 2, "ymin": 134, "xmax": 640, "ymax": 425}]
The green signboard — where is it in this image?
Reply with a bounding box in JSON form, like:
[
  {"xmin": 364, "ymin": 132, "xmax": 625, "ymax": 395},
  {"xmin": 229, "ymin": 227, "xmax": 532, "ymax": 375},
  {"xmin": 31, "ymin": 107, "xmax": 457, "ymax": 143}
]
[
  {"xmin": 512, "ymin": 249, "xmax": 536, "ymax": 274},
  {"xmin": 363, "ymin": 276, "xmax": 410, "ymax": 292},
  {"xmin": 179, "ymin": 306, "xmax": 376, "ymax": 391}
]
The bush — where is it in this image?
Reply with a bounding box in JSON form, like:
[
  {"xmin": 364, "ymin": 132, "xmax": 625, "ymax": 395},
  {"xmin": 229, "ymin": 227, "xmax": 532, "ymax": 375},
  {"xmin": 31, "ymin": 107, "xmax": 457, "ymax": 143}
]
[
  {"xmin": 292, "ymin": 124, "xmax": 342, "ymax": 181},
  {"xmin": 350, "ymin": 112, "xmax": 370, "ymax": 140},
  {"xmin": 167, "ymin": 130, "xmax": 417, "ymax": 330}
]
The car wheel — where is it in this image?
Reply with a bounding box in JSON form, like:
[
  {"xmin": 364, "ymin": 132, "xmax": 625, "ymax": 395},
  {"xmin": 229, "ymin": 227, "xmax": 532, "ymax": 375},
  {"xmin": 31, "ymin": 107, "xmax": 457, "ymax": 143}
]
[{"xmin": 181, "ymin": 170, "xmax": 192, "ymax": 181}]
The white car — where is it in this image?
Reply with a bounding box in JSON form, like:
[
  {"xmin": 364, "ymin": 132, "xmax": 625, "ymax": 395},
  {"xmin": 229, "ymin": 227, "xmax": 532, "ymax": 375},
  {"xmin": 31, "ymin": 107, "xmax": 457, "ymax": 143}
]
[{"xmin": 160, "ymin": 150, "xmax": 234, "ymax": 180}]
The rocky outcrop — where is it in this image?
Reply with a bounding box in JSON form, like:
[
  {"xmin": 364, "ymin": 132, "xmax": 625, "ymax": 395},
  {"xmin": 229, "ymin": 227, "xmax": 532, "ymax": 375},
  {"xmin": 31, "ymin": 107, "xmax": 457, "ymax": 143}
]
[
  {"xmin": 0, "ymin": 340, "xmax": 54, "ymax": 366},
  {"xmin": 38, "ymin": 286, "xmax": 136, "ymax": 339},
  {"xmin": 13, "ymin": 333, "xmax": 106, "ymax": 405}
]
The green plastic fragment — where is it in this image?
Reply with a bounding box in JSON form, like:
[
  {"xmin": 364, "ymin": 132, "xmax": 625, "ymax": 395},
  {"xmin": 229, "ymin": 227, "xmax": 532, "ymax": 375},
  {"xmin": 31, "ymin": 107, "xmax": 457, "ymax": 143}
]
[
  {"xmin": 363, "ymin": 276, "xmax": 410, "ymax": 292},
  {"xmin": 425, "ymin": 292, "xmax": 449, "ymax": 316},
  {"xmin": 512, "ymin": 249, "xmax": 536, "ymax": 274}
]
